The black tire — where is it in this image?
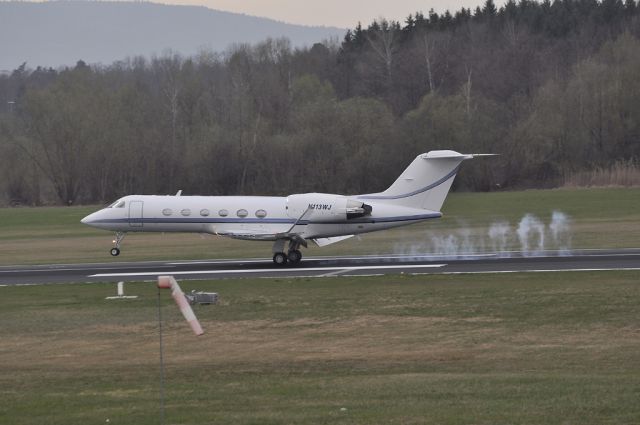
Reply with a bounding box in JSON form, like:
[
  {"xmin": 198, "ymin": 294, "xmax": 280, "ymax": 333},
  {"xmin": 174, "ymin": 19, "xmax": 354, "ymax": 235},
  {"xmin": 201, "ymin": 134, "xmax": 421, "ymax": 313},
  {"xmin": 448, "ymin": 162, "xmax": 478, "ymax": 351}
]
[
  {"xmin": 110, "ymin": 248, "xmax": 120, "ymax": 256},
  {"xmin": 287, "ymin": 249, "xmax": 302, "ymax": 264},
  {"xmin": 273, "ymin": 252, "xmax": 287, "ymax": 265}
]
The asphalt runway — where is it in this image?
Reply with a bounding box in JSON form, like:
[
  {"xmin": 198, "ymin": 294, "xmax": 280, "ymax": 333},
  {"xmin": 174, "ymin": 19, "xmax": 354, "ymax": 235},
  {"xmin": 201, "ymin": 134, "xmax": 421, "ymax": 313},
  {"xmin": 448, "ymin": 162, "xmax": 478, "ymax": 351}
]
[{"xmin": 1, "ymin": 248, "xmax": 640, "ymax": 286}]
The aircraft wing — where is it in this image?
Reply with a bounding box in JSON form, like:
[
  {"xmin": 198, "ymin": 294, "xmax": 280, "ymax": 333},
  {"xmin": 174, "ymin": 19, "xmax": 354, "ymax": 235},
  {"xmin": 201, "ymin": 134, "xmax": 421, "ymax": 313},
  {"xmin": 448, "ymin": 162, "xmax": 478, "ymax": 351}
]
[
  {"xmin": 312, "ymin": 235, "xmax": 354, "ymax": 247},
  {"xmin": 285, "ymin": 207, "xmax": 314, "ymax": 232},
  {"xmin": 215, "ymin": 230, "xmax": 308, "ymax": 247},
  {"xmin": 214, "ymin": 230, "xmax": 280, "ymax": 241},
  {"xmin": 216, "ymin": 209, "xmax": 315, "ymax": 244}
]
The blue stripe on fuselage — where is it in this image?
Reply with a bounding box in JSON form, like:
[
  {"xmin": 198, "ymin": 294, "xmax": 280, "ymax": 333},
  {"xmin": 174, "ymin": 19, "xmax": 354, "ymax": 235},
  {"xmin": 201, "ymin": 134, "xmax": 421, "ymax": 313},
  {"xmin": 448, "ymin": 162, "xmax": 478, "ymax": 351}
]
[{"xmin": 89, "ymin": 213, "xmax": 441, "ymax": 226}]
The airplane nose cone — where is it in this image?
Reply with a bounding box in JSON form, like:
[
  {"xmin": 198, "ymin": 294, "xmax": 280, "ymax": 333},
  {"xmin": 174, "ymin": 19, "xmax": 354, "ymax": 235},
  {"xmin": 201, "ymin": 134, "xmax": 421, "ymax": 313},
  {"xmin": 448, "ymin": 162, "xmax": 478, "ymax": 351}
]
[
  {"xmin": 81, "ymin": 212, "xmax": 97, "ymax": 225},
  {"xmin": 81, "ymin": 210, "xmax": 113, "ymax": 230}
]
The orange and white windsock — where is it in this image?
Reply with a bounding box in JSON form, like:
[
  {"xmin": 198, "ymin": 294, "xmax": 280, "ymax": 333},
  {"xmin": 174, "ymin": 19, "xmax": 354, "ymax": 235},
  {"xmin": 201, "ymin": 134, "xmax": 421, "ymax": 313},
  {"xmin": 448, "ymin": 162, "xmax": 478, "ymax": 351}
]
[{"xmin": 157, "ymin": 275, "xmax": 204, "ymax": 336}]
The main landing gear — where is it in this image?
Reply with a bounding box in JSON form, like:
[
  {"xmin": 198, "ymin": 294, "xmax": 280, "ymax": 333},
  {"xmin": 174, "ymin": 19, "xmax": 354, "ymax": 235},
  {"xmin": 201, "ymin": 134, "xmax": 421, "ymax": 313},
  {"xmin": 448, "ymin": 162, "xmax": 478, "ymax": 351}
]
[
  {"xmin": 272, "ymin": 239, "xmax": 304, "ymax": 266},
  {"xmin": 110, "ymin": 232, "xmax": 126, "ymax": 256}
]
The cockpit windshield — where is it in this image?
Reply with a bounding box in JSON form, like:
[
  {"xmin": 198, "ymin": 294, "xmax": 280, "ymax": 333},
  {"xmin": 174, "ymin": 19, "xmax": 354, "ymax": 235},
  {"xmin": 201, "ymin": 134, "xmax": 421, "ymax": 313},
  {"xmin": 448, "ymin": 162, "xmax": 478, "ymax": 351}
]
[{"xmin": 108, "ymin": 199, "xmax": 126, "ymax": 208}]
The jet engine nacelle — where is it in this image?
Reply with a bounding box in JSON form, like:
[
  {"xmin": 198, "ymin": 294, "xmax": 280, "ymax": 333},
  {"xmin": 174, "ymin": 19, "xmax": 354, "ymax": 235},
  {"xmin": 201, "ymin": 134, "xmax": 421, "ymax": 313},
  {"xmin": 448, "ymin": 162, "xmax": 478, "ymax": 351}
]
[{"xmin": 286, "ymin": 193, "xmax": 372, "ymax": 221}]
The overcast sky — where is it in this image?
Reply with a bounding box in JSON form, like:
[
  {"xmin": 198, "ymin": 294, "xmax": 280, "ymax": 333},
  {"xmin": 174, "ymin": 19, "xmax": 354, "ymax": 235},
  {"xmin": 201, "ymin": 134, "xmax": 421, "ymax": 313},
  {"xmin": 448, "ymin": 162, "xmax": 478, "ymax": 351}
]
[{"xmin": 163, "ymin": 0, "xmax": 491, "ymax": 28}]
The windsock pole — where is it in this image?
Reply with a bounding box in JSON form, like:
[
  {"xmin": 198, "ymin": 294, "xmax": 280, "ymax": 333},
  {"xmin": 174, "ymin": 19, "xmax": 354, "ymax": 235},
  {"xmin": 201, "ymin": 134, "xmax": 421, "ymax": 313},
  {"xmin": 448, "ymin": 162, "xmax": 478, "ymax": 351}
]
[{"xmin": 157, "ymin": 285, "xmax": 166, "ymax": 425}]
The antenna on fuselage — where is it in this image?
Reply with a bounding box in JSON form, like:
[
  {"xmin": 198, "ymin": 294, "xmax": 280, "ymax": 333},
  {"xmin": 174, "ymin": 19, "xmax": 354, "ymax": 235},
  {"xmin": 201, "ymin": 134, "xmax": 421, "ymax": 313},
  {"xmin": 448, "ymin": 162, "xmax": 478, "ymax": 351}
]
[{"xmin": 175, "ymin": 190, "xmax": 182, "ymax": 196}]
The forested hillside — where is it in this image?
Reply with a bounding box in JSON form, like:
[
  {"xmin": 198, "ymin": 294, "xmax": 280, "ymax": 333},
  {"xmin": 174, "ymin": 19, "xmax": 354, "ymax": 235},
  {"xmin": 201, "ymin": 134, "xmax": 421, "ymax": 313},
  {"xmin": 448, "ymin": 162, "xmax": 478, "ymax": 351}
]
[{"xmin": 1, "ymin": 0, "xmax": 639, "ymax": 205}]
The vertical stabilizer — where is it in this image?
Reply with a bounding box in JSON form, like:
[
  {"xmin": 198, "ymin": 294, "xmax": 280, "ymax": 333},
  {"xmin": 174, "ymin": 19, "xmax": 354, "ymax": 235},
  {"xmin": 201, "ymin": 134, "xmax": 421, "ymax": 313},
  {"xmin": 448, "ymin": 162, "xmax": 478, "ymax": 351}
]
[{"xmin": 357, "ymin": 150, "xmax": 474, "ymax": 212}]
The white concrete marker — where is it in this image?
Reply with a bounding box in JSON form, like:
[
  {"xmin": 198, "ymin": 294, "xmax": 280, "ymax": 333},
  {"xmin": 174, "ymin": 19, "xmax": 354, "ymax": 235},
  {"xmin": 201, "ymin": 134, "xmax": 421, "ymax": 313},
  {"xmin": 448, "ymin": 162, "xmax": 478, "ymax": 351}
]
[{"xmin": 105, "ymin": 281, "xmax": 138, "ymax": 299}]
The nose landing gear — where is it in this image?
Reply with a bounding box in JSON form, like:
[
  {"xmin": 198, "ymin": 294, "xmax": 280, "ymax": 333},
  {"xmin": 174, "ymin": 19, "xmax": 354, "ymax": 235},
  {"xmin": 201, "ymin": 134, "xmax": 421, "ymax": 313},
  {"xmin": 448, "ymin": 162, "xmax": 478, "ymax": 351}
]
[{"xmin": 110, "ymin": 232, "xmax": 126, "ymax": 256}]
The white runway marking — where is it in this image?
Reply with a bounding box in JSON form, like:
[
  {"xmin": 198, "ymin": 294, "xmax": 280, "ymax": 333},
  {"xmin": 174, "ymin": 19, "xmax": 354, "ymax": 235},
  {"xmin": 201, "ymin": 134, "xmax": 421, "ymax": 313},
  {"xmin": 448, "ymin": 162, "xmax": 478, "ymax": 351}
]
[
  {"xmin": 0, "ymin": 267, "xmax": 101, "ymax": 274},
  {"xmin": 89, "ymin": 264, "xmax": 447, "ymax": 278},
  {"xmin": 168, "ymin": 254, "xmax": 496, "ymax": 266},
  {"xmin": 411, "ymin": 267, "xmax": 640, "ymax": 276},
  {"xmin": 0, "ymin": 265, "xmax": 175, "ymax": 274},
  {"xmin": 168, "ymin": 259, "xmax": 267, "ymax": 265},
  {"xmin": 320, "ymin": 269, "xmax": 352, "ymax": 277}
]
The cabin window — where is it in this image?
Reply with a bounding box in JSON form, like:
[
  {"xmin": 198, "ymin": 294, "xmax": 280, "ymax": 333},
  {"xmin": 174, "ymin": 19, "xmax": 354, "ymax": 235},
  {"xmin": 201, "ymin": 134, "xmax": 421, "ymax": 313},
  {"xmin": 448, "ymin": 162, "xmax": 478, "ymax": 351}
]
[
  {"xmin": 218, "ymin": 209, "xmax": 229, "ymax": 217},
  {"xmin": 237, "ymin": 209, "xmax": 248, "ymax": 218},
  {"xmin": 255, "ymin": 209, "xmax": 267, "ymax": 218},
  {"xmin": 181, "ymin": 209, "xmax": 191, "ymax": 216},
  {"xmin": 200, "ymin": 209, "xmax": 210, "ymax": 217},
  {"xmin": 162, "ymin": 208, "xmax": 173, "ymax": 216}
]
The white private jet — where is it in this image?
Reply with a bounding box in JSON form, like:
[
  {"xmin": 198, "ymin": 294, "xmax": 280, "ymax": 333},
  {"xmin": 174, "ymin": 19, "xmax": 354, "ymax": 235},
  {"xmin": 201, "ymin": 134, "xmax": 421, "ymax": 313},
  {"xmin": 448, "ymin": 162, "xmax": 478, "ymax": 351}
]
[{"xmin": 81, "ymin": 150, "xmax": 489, "ymax": 265}]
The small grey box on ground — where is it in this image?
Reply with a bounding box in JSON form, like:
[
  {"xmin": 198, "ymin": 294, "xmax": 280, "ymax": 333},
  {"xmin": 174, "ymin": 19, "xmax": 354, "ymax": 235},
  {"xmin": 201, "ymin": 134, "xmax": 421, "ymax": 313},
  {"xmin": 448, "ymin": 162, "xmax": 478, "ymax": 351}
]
[{"xmin": 185, "ymin": 290, "xmax": 218, "ymax": 305}]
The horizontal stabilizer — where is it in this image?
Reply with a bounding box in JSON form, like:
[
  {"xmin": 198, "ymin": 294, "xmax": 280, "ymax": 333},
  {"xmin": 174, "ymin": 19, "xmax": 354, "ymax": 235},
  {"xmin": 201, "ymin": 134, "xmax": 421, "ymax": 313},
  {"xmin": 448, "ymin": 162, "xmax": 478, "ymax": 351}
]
[
  {"xmin": 423, "ymin": 150, "xmax": 473, "ymax": 159},
  {"xmin": 423, "ymin": 151, "xmax": 498, "ymax": 159},
  {"xmin": 312, "ymin": 235, "xmax": 354, "ymax": 247}
]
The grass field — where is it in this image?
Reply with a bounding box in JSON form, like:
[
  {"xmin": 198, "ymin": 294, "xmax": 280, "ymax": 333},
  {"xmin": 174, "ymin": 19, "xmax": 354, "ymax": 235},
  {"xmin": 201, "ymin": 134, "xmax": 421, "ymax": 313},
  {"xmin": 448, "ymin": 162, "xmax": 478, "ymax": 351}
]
[
  {"xmin": 1, "ymin": 271, "xmax": 639, "ymax": 424},
  {"xmin": 1, "ymin": 187, "xmax": 639, "ymax": 265}
]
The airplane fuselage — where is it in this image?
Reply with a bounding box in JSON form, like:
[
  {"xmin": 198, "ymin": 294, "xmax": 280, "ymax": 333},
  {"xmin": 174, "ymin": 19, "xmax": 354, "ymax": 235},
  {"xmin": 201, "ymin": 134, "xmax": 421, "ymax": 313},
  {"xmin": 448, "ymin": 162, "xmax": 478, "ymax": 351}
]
[{"xmin": 82, "ymin": 194, "xmax": 442, "ymax": 241}]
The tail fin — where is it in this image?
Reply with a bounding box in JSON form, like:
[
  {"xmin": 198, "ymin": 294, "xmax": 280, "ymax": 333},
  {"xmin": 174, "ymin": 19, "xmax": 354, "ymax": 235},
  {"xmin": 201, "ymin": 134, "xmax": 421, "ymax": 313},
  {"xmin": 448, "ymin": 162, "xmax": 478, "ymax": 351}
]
[{"xmin": 357, "ymin": 150, "xmax": 477, "ymax": 211}]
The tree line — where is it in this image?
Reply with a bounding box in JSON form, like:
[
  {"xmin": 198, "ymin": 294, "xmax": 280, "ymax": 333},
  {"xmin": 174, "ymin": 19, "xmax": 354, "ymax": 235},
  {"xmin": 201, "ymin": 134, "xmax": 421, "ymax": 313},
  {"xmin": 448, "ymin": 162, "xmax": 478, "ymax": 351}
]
[{"xmin": 0, "ymin": 0, "xmax": 639, "ymax": 206}]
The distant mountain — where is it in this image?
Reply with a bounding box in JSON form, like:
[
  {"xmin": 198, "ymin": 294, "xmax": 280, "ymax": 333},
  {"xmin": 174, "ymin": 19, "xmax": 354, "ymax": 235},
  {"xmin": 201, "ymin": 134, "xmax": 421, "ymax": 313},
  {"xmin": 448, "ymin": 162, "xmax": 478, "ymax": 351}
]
[{"xmin": 0, "ymin": 1, "xmax": 346, "ymax": 70}]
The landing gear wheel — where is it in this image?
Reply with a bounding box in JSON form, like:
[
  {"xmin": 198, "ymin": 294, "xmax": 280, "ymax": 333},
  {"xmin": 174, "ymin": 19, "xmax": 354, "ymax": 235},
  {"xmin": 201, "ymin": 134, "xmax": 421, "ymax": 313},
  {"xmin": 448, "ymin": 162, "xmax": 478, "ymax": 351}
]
[
  {"xmin": 273, "ymin": 252, "xmax": 287, "ymax": 266},
  {"xmin": 287, "ymin": 249, "xmax": 302, "ymax": 264},
  {"xmin": 110, "ymin": 232, "xmax": 126, "ymax": 257}
]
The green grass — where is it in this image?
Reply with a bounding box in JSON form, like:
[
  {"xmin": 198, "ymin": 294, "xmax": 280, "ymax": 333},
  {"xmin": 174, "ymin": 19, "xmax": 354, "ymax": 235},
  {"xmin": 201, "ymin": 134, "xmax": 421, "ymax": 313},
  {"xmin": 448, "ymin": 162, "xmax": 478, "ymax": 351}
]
[
  {"xmin": 1, "ymin": 271, "xmax": 640, "ymax": 424},
  {"xmin": 1, "ymin": 187, "xmax": 639, "ymax": 265}
]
